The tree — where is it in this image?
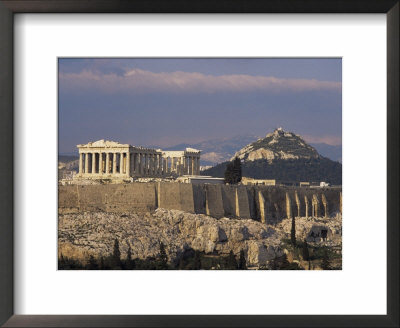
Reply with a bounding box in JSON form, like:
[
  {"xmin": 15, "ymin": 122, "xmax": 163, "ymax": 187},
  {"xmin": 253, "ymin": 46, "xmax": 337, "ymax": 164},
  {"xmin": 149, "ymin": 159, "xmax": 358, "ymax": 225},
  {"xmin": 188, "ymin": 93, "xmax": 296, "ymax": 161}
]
[
  {"xmin": 226, "ymin": 250, "xmax": 238, "ymax": 269},
  {"xmin": 125, "ymin": 244, "xmax": 136, "ymax": 270},
  {"xmin": 127, "ymin": 244, "xmax": 132, "ymax": 261},
  {"xmin": 100, "ymin": 257, "xmax": 105, "ymax": 270},
  {"xmin": 321, "ymin": 248, "xmax": 332, "ymax": 270},
  {"xmin": 290, "ymin": 215, "xmax": 296, "ymax": 246},
  {"xmin": 232, "ymin": 157, "xmax": 242, "ymax": 184},
  {"xmin": 271, "ymin": 253, "xmax": 290, "ymax": 270},
  {"xmin": 270, "ymin": 256, "xmax": 279, "ymax": 270},
  {"xmin": 302, "ymin": 240, "xmax": 310, "ymax": 261},
  {"xmin": 112, "ymin": 238, "xmax": 121, "ymax": 268},
  {"xmin": 224, "ymin": 162, "xmax": 235, "ymax": 184},
  {"xmin": 88, "ymin": 255, "xmax": 98, "ymax": 270},
  {"xmin": 159, "ymin": 242, "xmax": 168, "ymax": 269},
  {"xmin": 224, "ymin": 157, "xmax": 242, "ymax": 184},
  {"xmin": 178, "ymin": 258, "xmax": 186, "ymax": 270},
  {"xmin": 193, "ymin": 250, "xmax": 202, "ymax": 270},
  {"xmin": 238, "ymin": 249, "xmax": 247, "ymax": 270}
]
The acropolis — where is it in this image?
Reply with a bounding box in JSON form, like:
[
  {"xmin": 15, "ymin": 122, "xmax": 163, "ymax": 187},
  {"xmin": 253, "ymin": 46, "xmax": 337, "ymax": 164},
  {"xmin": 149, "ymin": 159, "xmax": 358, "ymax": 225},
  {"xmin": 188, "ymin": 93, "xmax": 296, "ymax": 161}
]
[{"xmin": 74, "ymin": 140, "xmax": 200, "ymax": 181}]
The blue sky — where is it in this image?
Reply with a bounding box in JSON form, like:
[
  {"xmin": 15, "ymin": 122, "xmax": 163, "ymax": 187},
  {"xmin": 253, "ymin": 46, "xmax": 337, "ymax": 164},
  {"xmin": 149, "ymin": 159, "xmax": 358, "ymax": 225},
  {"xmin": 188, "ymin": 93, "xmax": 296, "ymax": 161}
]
[{"xmin": 58, "ymin": 58, "xmax": 342, "ymax": 153}]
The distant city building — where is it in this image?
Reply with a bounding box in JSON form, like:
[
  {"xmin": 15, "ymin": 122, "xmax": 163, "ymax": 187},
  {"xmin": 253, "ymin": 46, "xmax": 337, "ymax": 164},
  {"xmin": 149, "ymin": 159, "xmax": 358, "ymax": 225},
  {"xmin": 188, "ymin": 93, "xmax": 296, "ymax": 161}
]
[
  {"xmin": 241, "ymin": 177, "xmax": 276, "ymax": 186},
  {"xmin": 75, "ymin": 140, "xmax": 200, "ymax": 181},
  {"xmin": 177, "ymin": 175, "xmax": 224, "ymax": 184},
  {"xmin": 59, "ymin": 170, "xmax": 77, "ymax": 181}
]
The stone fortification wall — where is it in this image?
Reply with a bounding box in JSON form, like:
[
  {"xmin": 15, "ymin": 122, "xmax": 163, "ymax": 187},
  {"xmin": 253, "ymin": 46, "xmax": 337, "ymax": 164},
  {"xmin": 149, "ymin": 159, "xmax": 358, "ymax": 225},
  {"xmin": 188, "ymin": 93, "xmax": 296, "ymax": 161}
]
[
  {"xmin": 156, "ymin": 182, "xmax": 195, "ymax": 213},
  {"xmin": 59, "ymin": 183, "xmax": 157, "ymax": 214},
  {"xmin": 204, "ymin": 184, "xmax": 225, "ymax": 218},
  {"xmin": 59, "ymin": 183, "xmax": 342, "ymax": 224}
]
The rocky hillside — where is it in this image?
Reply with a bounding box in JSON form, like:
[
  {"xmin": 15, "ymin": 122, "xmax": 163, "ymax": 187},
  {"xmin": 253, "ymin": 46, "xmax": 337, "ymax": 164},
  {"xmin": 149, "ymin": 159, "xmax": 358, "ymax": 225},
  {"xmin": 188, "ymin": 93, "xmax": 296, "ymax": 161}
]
[
  {"xmin": 58, "ymin": 155, "xmax": 79, "ymax": 170},
  {"xmin": 203, "ymin": 128, "xmax": 342, "ymax": 184},
  {"xmin": 232, "ymin": 127, "xmax": 320, "ymax": 163},
  {"xmin": 58, "ymin": 208, "xmax": 342, "ymax": 269}
]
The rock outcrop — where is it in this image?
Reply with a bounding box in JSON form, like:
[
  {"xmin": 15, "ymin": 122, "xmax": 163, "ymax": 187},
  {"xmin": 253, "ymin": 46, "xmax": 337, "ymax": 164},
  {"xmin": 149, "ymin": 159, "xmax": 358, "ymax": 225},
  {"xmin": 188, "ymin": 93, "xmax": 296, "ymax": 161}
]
[
  {"xmin": 58, "ymin": 208, "xmax": 285, "ymax": 267},
  {"xmin": 231, "ymin": 127, "xmax": 320, "ymax": 163},
  {"xmin": 58, "ymin": 208, "xmax": 342, "ymax": 268},
  {"xmin": 276, "ymin": 214, "xmax": 342, "ymax": 245}
]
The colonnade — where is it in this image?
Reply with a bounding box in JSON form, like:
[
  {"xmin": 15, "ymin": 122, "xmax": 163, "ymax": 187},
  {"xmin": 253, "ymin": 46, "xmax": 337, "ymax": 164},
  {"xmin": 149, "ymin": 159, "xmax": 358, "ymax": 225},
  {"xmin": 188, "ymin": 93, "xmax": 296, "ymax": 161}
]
[
  {"xmin": 162, "ymin": 155, "xmax": 200, "ymax": 176},
  {"xmin": 79, "ymin": 151, "xmax": 131, "ymax": 175},
  {"xmin": 78, "ymin": 151, "xmax": 201, "ymax": 177}
]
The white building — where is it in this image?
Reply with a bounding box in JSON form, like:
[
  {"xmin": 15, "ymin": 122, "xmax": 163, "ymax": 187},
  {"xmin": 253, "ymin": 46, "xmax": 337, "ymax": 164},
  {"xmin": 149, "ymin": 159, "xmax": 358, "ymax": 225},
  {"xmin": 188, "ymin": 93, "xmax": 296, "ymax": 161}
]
[{"xmin": 75, "ymin": 140, "xmax": 200, "ymax": 180}]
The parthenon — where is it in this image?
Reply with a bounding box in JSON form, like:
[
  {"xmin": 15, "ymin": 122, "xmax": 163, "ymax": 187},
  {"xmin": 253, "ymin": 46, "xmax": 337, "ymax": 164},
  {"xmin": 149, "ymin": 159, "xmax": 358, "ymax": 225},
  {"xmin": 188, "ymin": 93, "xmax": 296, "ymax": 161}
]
[{"xmin": 75, "ymin": 140, "xmax": 201, "ymax": 180}]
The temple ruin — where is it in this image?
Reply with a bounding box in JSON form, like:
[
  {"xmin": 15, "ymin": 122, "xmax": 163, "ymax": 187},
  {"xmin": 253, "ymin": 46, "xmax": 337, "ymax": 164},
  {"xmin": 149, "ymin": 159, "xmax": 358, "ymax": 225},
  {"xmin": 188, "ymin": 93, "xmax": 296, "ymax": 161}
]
[{"xmin": 75, "ymin": 140, "xmax": 200, "ymax": 181}]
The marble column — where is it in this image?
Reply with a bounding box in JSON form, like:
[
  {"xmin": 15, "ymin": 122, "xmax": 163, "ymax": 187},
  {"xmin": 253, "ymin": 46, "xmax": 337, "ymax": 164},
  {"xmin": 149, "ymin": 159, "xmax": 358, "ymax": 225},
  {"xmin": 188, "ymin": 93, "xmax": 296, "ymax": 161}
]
[
  {"xmin": 153, "ymin": 154, "xmax": 158, "ymax": 175},
  {"xmin": 98, "ymin": 152, "xmax": 103, "ymax": 174},
  {"xmin": 120, "ymin": 152, "xmax": 124, "ymax": 174},
  {"xmin": 84, "ymin": 152, "xmax": 89, "ymax": 174},
  {"xmin": 140, "ymin": 154, "xmax": 144, "ymax": 175},
  {"xmin": 150, "ymin": 154, "xmax": 154, "ymax": 175},
  {"xmin": 142, "ymin": 153, "xmax": 146, "ymax": 175},
  {"xmin": 178, "ymin": 157, "xmax": 182, "ymax": 175},
  {"xmin": 188, "ymin": 157, "xmax": 192, "ymax": 175},
  {"xmin": 92, "ymin": 152, "xmax": 96, "ymax": 174},
  {"xmin": 126, "ymin": 152, "xmax": 130, "ymax": 176},
  {"xmin": 158, "ymin": 155, "xmax": 162, "ymax": 175},
  {"xmin": 138, "ymin": 153, "xmax": 143, "ymax": 175},
  {"xmin": 150, "ymin": 154, "xmax": 153, "ymax": 175},
  {"xmin": 135, "ymin": 153, "xmax": 139, "ymax": 174},
  {"xmin": 197, "ymin": 157, "xmax": 200, "ymax": 175},
  {"xmin": 112, "ymin": 153, "xmax": 117, "ymax": 174},
  {"xmin": 118, "ymin": 153, "xmax": 124, "ymax": 174},
  {"xmin": 183, "ymin": 156, "xmax": 187, "ymax": 175},
  {"xmin": 149, "ymin": 154, "xmax": 153, "ymax": 175},
  {"xmin": 192, "ymin": 156, "xmax": 196, "ymax": 175},
  {"xmin": 138, "ymin": 153, "xmax": 142, "ymax": 175},
  {"xmin": 144, "ymin": 154, "xmax": 148, "ymax": 176},
  {"xmin": 163, "ymin": 158, "xmax": 167, "ymax": 175},
  {"xmin": 106, "ymin": 152, "xmax": 110, "ymax": 174},
  {"xmin": 79, "ymin": 153, "xmax": 83, "ymax": 174}
]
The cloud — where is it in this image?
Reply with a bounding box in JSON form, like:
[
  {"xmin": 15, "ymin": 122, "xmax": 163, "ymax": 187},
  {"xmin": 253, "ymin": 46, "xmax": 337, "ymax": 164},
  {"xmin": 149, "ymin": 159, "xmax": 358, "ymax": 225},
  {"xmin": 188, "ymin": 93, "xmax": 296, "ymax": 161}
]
[{"xmin": 59, "ymin": 68, "xmax": 341, "ymax": 94}]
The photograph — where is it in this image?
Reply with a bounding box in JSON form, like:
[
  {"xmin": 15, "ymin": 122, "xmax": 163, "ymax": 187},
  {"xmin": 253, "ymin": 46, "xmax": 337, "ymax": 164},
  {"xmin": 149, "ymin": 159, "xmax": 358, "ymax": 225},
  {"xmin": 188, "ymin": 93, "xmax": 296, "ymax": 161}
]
[{"xmin": 58, "ymin": 58, "xmax": 342, "ymax": 270}]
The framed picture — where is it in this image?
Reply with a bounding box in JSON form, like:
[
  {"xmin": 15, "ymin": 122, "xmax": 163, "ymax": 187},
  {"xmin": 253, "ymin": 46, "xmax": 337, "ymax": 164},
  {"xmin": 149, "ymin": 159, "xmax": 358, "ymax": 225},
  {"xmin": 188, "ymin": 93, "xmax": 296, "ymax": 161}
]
[{"xmin": 0, "ymin": 1, "xmax": 398, "ymax": 327}]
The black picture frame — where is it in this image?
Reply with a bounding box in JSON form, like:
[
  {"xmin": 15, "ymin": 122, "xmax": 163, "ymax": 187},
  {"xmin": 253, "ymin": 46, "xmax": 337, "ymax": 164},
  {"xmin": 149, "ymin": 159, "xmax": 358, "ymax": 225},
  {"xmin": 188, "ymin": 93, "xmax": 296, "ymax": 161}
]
[{"xmin": 0, "ymin": 1, "xmax": 398, "ymax": 327}]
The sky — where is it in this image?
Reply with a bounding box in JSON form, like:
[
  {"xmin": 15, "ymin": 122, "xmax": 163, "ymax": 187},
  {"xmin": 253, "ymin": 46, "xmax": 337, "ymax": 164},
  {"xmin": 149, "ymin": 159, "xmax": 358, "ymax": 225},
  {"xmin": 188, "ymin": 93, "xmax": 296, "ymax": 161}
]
[{"xmin": 58, "ymin": 58, "xmax": 342, "ymax": 153}]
